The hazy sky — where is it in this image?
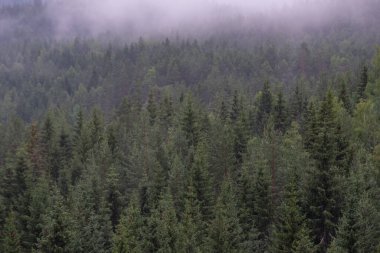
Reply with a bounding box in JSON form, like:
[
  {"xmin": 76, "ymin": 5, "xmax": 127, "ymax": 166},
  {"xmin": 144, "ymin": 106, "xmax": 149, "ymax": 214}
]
[{"xmin": 41, "ymin": 0, "xmax": 372, "ymax": 38}]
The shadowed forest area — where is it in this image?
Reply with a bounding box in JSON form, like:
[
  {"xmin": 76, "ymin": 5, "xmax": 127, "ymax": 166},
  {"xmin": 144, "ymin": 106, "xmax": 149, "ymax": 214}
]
[{"xmin": 0, "ymin": 1, "xmax": 379, "ymax": 253}]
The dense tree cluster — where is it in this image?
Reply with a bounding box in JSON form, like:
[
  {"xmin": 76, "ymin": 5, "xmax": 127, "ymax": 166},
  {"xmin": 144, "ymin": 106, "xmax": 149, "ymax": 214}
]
[
  {"xmin": 0, "ymin": 2, "xmax": 380, "ymax": 253},
  {"xmin": 0, "ymin": 50, "xmax": 379, "ymax": 251}
]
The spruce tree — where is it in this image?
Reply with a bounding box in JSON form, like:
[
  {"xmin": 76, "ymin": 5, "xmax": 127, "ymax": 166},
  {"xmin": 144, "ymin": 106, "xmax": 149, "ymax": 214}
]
[
  {"xmin": 147, "ymin": 91, "xmax": 156, "ymax": 126},
  {"xmin": 230, "ymin": 90, "xmax": 240, "ymax": 123},
  {"xmin": 181, "ymin": 97, "xmax": 199, "ymax": 148},
  {"xmin": 104, "ymin": 166, "xmax": 123, "ymax": 230},
  {"xmin": 207, "ymin": 177, "xmax": 243, "ymax": 253},
  {"xmin": 292, "ymin": 225, "xmax": 316, "ymax": 253},
  {"xmin": 177, "ymin": 177, "xmax": 204, "ymax": 252},
  {"xmin": 149, "ymin": 190, "xmax": 179, "ymax": 253},
  {"xmin": 253, "ymin": 163, "xmax": 272, "ymax": 251},
  {"xmin": 191, "ymin": 142, "xmax": 214, "ymax": 222},
  {"xmin": 37, "ymin": 187, "xmax": 72, "ymax": 252},
  {"xmin": 274, "ymin": 91, "xmax": 288, "ymax": 134},
  {"xmin": 290, "ymin": 85, "xmax": 307, "ymax": 122},
  {"xmin": 357, "ymin": 65, "xmax": 368, "ymax": 101},
  {"xmin": 303, "ymin": 101, "xmax": 319, "ymax": 153},
  {"xmin": 112, "ymin": 194, "xmax": 144, "ymax": 253},
  {"xmin": 237, "ymin": 166, "xmax": 260, "ymax": 251},
  {"xmin": 220, "ymin": 100, "xmax": 228, "ymax": 123},
  {"xmin": 338, "ymin": 82, "xmax": 352, "ymax": 114},
  {"xmin": 256, "ymin": 81, "xmax": 273, "ymax": 134},
  {"xmin": 306, "ymin": 91, "xmax": 342, "ymax": 252},
  {"xmin": 1, "ymin": 211, "xmax": 22, "ymax": 253},
  {"xmin": 270, "ymin": 178, "xmax": 308, "ymax": 253}
]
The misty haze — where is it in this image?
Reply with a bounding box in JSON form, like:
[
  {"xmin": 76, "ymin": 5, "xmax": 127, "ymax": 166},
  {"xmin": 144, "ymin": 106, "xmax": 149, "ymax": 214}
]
[{"xmin": 0, "ymin": 0, "xmax": 379, "ymax": 253}]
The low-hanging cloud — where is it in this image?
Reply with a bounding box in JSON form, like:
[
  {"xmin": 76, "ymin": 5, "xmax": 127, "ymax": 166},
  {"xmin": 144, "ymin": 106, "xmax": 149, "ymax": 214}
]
[{"xmin": 2, "ymin": 0, "xmax": 377, "ymax": 40}]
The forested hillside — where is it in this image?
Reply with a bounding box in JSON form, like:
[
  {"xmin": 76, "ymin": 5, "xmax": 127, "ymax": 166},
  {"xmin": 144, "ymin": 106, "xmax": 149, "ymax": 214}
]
[{"xmin": 0, "ymin": 1, "xmax": 379, "ymax": 253}]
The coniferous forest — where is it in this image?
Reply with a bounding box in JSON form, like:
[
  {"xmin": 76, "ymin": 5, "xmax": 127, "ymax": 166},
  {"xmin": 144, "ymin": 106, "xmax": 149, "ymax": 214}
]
[{"xmin": 0, "ymin": 1, "xmax": 380, "ymax": 253}]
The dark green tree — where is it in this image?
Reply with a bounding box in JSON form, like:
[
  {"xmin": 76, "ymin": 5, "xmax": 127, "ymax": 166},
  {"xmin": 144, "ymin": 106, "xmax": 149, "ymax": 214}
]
[
  {"xmin": 256, "ymin": 81, "xmax": 273, "ymax": 134},
  {"xmin": 181, "ymin": 97, "xmax": 199, "ymax": 148},
  {"xmin": 274, "ymin": 91, "xmax": 288, "ymax": 134},
  {"xmin": 112, "ymin": 193, "xmax": 144, "ymax": 253},
  {"xmin": 147, "ymin": 91, "xmax": 157, "ymax": 126},
  {"xmin": 338, "ymin": 82, "xmax": 352, "ymax": 114},
  {"xmin": 37, "ymin": 187, "xmax": 72, "ymax": 252},
  {"xmin": 207, "ymin": 177, "xmax": 243, "ymax": 253},
  {"xmin": 1, "ymin": 211, "xmax": 22, "ymax": 253},
  {"xmin": 230, "ymin": 90, "xmax": 240, "ymax": 123},
  {"xmin": 149, "ymin": 190, "xmax": 179, "ymax": 253},
  {"xmin": 357, "ymin": 65, "xmax": 368, "ymax": 101},
  {"xmin": 190, "ymin": 142, "xmax": 214, "ymax": 222},
  {"xmin": 305, "ymin": 91, "xmax": 342, "ymax": 252},
  {"xmin": 270, "ymin": 178, "xmax": 309, "ymax": 253}
]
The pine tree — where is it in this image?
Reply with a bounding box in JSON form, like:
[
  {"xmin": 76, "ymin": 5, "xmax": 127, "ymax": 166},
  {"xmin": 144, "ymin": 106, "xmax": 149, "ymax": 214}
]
[{"xmin": 1, "ymin": 211, "xmax": 22, "ymax": 253}]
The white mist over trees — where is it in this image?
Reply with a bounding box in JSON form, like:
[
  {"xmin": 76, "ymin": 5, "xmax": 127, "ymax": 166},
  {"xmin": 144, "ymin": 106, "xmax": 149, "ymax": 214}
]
[{"xmin": 33, "ymin": 0, "xmax": 380, "ymax": 39}]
